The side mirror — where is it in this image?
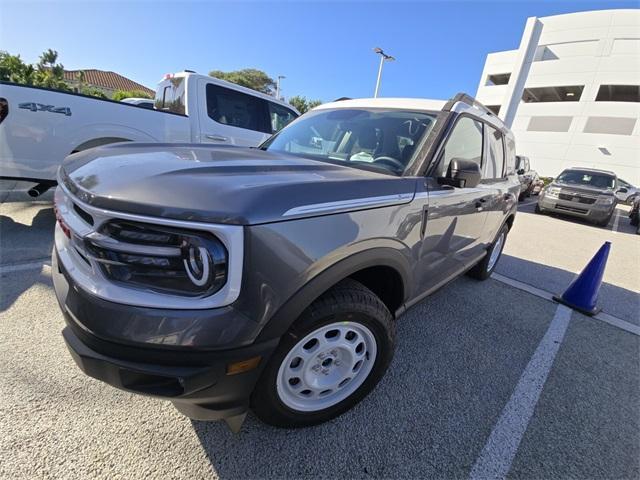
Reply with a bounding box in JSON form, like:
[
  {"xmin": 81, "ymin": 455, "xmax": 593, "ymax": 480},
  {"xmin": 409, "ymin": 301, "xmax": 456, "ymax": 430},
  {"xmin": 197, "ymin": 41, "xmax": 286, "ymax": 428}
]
[
  {"xmin": 440, "ymin": 158, "xmax": 482, "ymax": 188},
  {"xmin": 617, "ymin": 188, "xmax": 628, "ymax": 193},
  {"xmin": 517, "ymin": 169, "xmax": 525, "ymax": 175}
]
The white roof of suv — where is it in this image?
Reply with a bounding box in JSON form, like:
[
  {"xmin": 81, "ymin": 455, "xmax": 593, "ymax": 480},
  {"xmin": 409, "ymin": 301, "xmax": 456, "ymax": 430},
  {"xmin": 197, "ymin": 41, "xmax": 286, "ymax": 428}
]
[{"xmin": 314, "ymin": 97, "xmax": 447, "ymax": 112}]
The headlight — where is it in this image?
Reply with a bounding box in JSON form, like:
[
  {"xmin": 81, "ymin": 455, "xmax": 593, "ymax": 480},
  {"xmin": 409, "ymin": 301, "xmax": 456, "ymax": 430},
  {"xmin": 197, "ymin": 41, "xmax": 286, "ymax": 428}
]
[
  {"xmin": 85, "ymin": 220, "xmax": 228, "ymax": 297},
  {"xmin": 595, "ymin": 196, "xmax": 615, "ymax": 206},
  {"xmin": 545, "ymin": 187, "xmax": 561, "ymax": 197}
]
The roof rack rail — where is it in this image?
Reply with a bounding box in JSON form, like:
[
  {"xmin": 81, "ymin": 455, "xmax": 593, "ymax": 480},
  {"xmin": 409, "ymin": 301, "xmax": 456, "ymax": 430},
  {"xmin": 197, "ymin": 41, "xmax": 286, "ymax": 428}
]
[{"xmin": 443, "ymin": 92, "xmax": 494, "ymax": 116}]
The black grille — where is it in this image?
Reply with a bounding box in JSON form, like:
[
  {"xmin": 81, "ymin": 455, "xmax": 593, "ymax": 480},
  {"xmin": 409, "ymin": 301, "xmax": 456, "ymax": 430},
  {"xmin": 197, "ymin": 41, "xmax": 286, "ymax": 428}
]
[
  {"xmin": 555, "ymin": 204, "xmax": 588, "ymax": 214},
  {"xmin": 73, "ymin": 203, "xmax": 94, "ymax": 225},
  {"xmin": 558, "ymin": 193, "xmax": 596, "ymax": 204}
]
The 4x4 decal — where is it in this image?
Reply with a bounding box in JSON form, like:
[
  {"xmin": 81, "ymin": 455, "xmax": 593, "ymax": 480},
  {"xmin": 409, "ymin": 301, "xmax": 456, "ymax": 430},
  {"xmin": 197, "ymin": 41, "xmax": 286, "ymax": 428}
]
[{"xmin": 19, "ymin": 102, "xmax": 71, "ymax": 116}]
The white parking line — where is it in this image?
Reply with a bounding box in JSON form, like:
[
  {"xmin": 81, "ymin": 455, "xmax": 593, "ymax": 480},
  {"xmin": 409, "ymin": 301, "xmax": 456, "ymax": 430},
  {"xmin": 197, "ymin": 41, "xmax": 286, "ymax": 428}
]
[
  {"xmin": 492, "ymin": 272, "xmax": 640, "ymax": 336},
  {"xmin": 469, "ymin": 304, "xmax": 572, "ymax": 480},
  {"xmin": 0, "ymin": 259, "xmax": 51, "ymax": 274},
  {"xmin": 611, "ymin": 210, "xmax": 621, "ymax": 233}
]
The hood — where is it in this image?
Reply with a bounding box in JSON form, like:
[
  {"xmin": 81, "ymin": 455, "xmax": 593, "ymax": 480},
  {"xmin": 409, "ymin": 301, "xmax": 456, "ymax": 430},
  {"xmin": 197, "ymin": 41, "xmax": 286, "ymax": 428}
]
[
  {"xmin": 552, "ymin": 181, "xmax": 614, "ymax": 196},
  {"xmin": 60, "ymin": 143, "xmax": 417, "ymax": 225}
]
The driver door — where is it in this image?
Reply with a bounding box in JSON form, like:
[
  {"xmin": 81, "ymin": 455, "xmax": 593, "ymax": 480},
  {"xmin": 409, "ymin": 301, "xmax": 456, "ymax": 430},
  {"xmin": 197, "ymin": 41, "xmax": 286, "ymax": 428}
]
[{"xmin": 415, "ymin": 115, "xmax": 488, "ymax": 293}]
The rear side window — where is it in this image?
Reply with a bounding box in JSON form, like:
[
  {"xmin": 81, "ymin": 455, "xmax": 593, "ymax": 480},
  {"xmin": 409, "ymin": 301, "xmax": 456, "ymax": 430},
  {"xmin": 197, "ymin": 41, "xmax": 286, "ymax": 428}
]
[
  {"xmin": 155, "ymin": 77, "xmax": 186, "ymax": 115},
  {"xmin": 206, "ymin": 84, "xmax": 266, "ymax": 132},
  {"xmin": 484, "ymin": 126, "xmax": 505, "ymax": 179},
  {"xmin": 437, "ymin": 116, "xmax": 483, "ymax": 176}
]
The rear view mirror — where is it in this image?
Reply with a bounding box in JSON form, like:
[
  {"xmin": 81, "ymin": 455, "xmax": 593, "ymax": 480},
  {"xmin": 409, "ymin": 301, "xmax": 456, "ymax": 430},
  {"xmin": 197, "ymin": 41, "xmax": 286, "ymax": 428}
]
[{"xmin": 439, "ymin": 158, "xmax": 482, "ymax": 188}]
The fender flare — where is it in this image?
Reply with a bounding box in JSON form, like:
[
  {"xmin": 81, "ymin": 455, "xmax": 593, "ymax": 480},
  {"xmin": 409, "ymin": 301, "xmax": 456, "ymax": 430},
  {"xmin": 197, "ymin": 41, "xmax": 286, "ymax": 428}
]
[
  {"xmin": 255, "ymin": 247, "xmax": 412, "ymax": 343},
  {"xmin": 68, "ymin": 124, "xmax": 159, "ymax": 154}
]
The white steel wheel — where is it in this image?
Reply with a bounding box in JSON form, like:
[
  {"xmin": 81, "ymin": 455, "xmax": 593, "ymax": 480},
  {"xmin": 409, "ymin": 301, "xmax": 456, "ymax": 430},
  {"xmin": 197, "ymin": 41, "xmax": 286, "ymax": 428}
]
[
  {"xmin": 487, "ymin": 231, "xmax": 505, "ymax": 271},
  {"xmin": 276, "ymin": 321, "xmax": 378, "ymax": 412}
]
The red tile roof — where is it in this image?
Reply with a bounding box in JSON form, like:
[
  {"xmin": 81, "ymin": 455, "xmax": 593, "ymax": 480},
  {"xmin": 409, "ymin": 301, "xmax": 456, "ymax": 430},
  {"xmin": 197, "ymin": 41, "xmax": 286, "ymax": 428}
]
[{"xmin": 64, "ymin": 69, "xmax": 154, "ymax": 96}]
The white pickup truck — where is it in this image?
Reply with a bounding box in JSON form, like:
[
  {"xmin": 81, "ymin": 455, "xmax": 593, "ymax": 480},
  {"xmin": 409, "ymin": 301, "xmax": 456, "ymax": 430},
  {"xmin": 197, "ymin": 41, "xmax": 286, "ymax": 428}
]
[{"xmin": 0, "ymin": 72, "xmax": 299, "ymax": 195}]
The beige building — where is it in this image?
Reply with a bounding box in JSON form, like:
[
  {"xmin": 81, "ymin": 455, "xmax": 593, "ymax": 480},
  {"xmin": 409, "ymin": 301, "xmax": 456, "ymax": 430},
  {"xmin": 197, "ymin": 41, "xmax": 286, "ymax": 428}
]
[{"xmin": 475, "ymin": 9, "xmax": 640, "ymax": 184}]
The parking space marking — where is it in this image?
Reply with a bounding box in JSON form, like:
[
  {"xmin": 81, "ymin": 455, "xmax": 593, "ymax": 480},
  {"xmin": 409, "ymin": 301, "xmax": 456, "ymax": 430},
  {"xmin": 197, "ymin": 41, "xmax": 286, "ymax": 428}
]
[
  {"xmin": 0, "ymin": 259, "xmax": 51, "ymax": 274},
  {"xmin": 492, "ymin": 273, "xmax": 554, "ymax": 302},
  {"xmin": 611, "ymin": 210, "xmax": 621, "ymax": 233},
  {"xmin": 492, "ymin": 273, "xmax": 640, "ymax": 336},
  {"xmin": 593, "ymin": 311, "xmax": 640, "ymax": 336},
  {"xmin": 469, "ymin": 304, "xmax": 572, "ymax": 480}
]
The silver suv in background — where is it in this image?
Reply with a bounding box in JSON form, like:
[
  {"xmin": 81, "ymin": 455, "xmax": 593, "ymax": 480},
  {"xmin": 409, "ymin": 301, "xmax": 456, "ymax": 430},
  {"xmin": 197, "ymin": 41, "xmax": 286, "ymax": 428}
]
[{"xmin": 536, "ymin": 167, "xmax": 617, "ymax": 226}]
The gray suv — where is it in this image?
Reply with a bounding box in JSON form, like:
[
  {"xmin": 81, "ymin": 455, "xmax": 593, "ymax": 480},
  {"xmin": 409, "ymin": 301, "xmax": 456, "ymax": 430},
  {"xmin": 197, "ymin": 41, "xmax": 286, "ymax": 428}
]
[
  {"xmin": 536, "ymin": 167, "xmax": 618, "ymax": 226},
  {"xmin": 52, "ymin": 93, "xmax": 519, "ymax": 431}
]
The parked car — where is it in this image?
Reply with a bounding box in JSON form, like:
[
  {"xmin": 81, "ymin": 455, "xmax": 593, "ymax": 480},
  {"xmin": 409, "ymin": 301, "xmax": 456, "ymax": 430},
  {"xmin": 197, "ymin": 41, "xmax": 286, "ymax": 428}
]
[
  {"xmin": 515, "ymin": 155, "xmax": 538, "ymax": 200},
  {"xmin": 52, "ymin": 93, "xmax": 519, "ymax": 431},
  {"xmin": 629, "ymin": 196, "xmax": 640, "ymax": 233},
  {"xmin": 120, "ymin": 97, "xmax": 155, "ymax": 109},
  {"xmin": 614, "ymin": 178, "xmax": 638, "ymax": 205},
  {"xmin": 531, "ymin": 178, "xmax": 545, "ymax": 195},
  {"xmin": 536, "ymin": 167, "xmax": 618, "ymax": 226},
  {"xmin": 0, "ymin": 72, "xmax": 299, "ymax": 195}
]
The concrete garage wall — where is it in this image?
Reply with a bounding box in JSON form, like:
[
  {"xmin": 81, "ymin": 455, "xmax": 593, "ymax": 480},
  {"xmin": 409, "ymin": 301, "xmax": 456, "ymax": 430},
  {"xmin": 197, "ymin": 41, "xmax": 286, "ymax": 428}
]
[{"xmin": 476, "ymin": 9, "xmax": 640, "ymax": 185}]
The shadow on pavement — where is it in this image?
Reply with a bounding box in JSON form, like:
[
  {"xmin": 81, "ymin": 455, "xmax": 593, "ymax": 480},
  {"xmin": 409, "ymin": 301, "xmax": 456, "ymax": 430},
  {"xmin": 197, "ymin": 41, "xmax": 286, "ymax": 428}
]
[
  {"xmin": 496, "ymin": 254, "xmax": 640, "ymax": 325},
  {"xmin": 189, "ymin": 276, "xmax": 560, "ymax": 479},
  {"xmin": 0, "ymin": 208, "xmax": 55, "ymax": 312},
  {"xmin": 0, "ymin": 208, "xmax": 55, "ymax": 264}
]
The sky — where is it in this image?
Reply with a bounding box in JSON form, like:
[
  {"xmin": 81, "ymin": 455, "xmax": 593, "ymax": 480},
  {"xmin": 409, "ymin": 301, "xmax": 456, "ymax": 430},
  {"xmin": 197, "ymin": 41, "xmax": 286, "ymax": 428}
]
[{"xmin": 1, "ymin": 0, "xmax": 638, "ymax": 102}]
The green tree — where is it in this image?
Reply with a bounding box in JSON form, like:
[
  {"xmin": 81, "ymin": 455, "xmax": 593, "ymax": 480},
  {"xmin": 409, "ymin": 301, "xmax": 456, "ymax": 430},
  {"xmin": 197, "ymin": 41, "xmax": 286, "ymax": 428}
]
[
  {"xmin": 33, "ymin": 49, "xmax": 69, "ymax": 90},
  {"xmin": 0, "ymin": 49, "xmax": 110, "ymax": 99},
  {"xmin": 288, "ymin": 95, "xmax": 322, "ymax": 114},
  {"xmin": 112, "ymin": 89, "xmax": 153, "ymax": 101},
  {"xmin": 0, "ymin": 49, "xmax": 69, "ymax": 91},
  {"xmin": 0, "ymin": 51, "xmax": 34, "ymax": 84},
  {"xmin": 209, "ymin": 68, "xmax": 275, "ymax": 94}
]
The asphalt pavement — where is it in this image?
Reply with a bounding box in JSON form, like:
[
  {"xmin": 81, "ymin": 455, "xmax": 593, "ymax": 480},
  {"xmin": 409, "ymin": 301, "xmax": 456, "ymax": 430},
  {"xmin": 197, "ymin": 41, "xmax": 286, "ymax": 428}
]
[{"xmin": 1, "ymin": 183, "xmax": 638, "ymax": 479}]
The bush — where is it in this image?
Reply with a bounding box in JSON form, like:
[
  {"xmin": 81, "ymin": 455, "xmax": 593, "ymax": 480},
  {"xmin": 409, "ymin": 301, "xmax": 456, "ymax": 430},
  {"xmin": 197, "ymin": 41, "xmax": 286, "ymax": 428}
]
[
  {"xmin": 80, "ymin": 86, "xmax": 108, "ymax": 99},
  {"xmin": 112, "ymin": 89, "xmax": 153, "ymax": 101}
]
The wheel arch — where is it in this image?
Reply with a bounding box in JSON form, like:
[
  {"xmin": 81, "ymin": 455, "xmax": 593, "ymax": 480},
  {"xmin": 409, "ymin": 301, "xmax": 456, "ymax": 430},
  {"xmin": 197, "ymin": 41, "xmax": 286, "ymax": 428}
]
[
  {"xmin": 504, "ymin": 213, "xmax": 515, "ymax": 231},
  {"xmin": 255, "ymin": 247, "xmax": 412, "ymax": 343},
  {"xmin": 67, "ymin": 124, "xmax": 159, "ymax": 155},
  {"xmin": 71, "ymin": 137, "xmax": 132, "ymax": 153}
]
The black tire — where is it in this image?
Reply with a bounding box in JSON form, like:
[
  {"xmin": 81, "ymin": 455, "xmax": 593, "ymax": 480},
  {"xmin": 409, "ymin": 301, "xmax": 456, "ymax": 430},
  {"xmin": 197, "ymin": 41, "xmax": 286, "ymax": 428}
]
[
  {"xmin": 467, "ymin": 224, "xmax": 509, "ymax": 281},
  {"xmin": 518, "ymin": 191, "xmax": 526, "ymax": 202},
  {"xmin": 251, "ymin": 279, "xmax": 396, "ymax": 428},
  {"xmin": 630, "ymin": 214, "xmax": 639, "ymax": 227},
  {"xmin": 534, "ymin": 203, "xmax": 543, "ymax": 214}
]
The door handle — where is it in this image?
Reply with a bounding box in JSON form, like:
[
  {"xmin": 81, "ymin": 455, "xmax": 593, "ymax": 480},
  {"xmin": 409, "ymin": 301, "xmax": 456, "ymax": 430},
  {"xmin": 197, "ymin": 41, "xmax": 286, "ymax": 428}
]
[{"xmin": 205, "ymin": 134, "xmax": 229, "ymax": 142}]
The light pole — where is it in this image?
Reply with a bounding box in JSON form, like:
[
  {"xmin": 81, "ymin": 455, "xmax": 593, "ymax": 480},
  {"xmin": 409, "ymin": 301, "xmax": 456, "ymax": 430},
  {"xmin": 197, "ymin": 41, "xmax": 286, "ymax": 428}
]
[
  {"xmin": 373, "ymin": 47, "xmax": 395, "ymax": 98},
  {"xmin": 276, "ymin": 75, "xmax": 286, "ymax": 100}
]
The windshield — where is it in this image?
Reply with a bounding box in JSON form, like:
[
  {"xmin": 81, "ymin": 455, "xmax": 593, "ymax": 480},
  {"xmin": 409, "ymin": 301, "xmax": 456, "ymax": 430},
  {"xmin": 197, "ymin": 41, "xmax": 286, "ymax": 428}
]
[
  {"xmin": 556, "ymin": 170, "xmax": 616, "ymax": 189},
  {"xmin": 261, "ymin": 108, "xmax": 437, "ymax": 175}
]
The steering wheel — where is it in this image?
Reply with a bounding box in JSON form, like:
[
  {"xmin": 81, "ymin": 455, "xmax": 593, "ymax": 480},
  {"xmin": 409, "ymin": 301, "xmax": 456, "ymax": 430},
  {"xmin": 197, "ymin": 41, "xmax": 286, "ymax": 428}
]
[{"xmin": 373, "ymin": 156, "xmax": 405, "ymax": 172}]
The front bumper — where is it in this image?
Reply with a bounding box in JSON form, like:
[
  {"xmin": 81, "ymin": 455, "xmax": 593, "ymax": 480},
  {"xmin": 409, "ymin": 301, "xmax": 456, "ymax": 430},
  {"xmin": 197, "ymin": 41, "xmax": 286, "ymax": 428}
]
[
  {"xmin": 538, "ymin": 194, "xmax": 614, "ymax": 223},
  {"xmin": 53, "ymin": 251, "xmax": 279, "ymax": 420}
]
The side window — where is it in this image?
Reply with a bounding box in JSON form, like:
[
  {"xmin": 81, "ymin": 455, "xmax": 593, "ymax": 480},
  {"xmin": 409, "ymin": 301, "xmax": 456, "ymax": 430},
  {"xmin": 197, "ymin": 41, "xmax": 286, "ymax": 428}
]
[
  {"xmin": 206, "ymin": 84, "xmax": 265, "ymax": 132},
  {"xmin": 505, "ymin": 136, "xmax": 516, "ymax": 175},
  {"xmin": 437, "ymin": 116, "xmax": 483, "ymax": 176},
  {"xmin": 268, "ymin": 102, "xmax": 297, "ymax": 133},
  {"xmin": 484, "ymin": 126, "xmax": 505, "ymax": 179},
  {"xmin": 154, "ymin": 77, "xmax": 186, "ymax": 114}
]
